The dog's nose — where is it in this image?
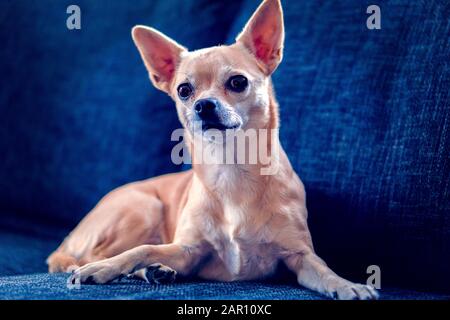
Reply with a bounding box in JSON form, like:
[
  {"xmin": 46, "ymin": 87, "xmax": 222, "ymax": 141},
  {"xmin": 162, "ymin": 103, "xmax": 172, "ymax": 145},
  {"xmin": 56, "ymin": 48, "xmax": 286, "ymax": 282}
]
[{"xmin": 194, "ymin": 99, "xmax": 218, "ymax": 121}]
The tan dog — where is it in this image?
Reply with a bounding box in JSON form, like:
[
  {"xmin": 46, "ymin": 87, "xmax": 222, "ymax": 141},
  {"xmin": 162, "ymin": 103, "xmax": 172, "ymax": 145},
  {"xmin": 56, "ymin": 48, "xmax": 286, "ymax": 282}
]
[{"xmin": 47, "ymin": 0, "xmax": 378, "ymax": 300}]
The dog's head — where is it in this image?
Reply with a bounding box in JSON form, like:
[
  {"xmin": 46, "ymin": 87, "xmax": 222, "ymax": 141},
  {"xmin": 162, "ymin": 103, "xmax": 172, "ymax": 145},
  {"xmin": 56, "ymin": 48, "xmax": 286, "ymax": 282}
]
[{"xmin": 132, "ymin": 0, "xmax": 284, "ymax": 139}]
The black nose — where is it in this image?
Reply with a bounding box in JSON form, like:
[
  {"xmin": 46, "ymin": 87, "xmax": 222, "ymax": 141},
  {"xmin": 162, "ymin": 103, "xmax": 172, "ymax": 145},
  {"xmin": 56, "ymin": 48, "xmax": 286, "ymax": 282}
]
[{"xmin": 194, "ymin": 99, "xmax": 218, "ymax": 121}]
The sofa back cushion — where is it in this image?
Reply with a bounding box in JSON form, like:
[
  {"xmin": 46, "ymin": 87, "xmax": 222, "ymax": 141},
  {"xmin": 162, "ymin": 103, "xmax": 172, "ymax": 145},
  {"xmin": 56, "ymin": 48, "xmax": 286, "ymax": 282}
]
[
  {"xmin": 0, "ymin": 0, "xmax": 243, "ymax": 226},
  {"xmin": 229, "ymin": 0, "xmax": 449, "ymax": 292}
]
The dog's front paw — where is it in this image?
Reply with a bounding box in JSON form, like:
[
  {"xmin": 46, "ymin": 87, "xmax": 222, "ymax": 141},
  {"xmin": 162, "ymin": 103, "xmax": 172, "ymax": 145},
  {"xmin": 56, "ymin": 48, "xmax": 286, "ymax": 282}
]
[
  {"xmin": 326, "ymin": 278, "xmax": 379, "ymax": 300},
  {"xmin": 146, "ymin": 263, "xmax": 177, "ymax": 284},
  {"xmin": 129, "ymin": 263, "xmax": 177, "ymax": 284},
  {"xmin": 69, "ymin": 260, "xmax": 124, "ymax": 285}
]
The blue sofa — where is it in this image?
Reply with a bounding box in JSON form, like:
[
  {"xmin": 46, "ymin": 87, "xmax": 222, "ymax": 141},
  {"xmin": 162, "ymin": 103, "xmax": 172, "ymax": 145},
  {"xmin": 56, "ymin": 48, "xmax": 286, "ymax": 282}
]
[{"xmin": 0, "ymin": 0, "xmax": 448, "ymax": 299}]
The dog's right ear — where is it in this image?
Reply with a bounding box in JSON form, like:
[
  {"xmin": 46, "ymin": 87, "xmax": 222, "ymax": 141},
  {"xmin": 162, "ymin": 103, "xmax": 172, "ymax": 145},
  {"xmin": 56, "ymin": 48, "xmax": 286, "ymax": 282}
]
[{"xmin": 132, "ymin": 26, "xmax": 187, "ymax": 93}]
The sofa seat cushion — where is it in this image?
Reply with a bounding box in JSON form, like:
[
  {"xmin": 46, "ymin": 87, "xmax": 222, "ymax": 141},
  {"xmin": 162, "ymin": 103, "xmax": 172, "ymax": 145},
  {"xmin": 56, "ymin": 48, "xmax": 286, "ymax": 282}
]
[
  {"xmin": 0, "ymin": 228, "xmax": 448, "ymax": 300},
  {"xmin": 0, "ymin": 229, "xmax": 61, "ymax": 276},
  {"xmin": 0, "ymin": 273, "xmax": 449, "ymax": 300}
]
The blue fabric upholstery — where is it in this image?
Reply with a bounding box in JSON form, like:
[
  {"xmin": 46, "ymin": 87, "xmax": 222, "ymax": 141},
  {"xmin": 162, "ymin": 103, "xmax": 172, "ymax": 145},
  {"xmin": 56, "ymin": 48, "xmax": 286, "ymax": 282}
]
[
  {"xmin": 0, "ymin": 0, "xmax": 448, "ymax": 299},
  {"xmin": 0, "ymin": 228, "xmax": 61, "ymax": 276},
  {"xmin": 1, "ymin": 273, "xmax": 449, "ymax": 300}
]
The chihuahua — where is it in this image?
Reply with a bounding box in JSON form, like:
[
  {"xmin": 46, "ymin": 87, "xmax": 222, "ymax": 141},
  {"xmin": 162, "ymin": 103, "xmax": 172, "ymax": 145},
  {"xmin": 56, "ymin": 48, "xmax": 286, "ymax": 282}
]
[{"xmin": 47, "ymin": 0, "xmax": 378, "ymax": 300}]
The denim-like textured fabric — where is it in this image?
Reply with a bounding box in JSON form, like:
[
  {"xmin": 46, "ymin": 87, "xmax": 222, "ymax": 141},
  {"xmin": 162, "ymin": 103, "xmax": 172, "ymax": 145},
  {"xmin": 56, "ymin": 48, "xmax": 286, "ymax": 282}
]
[
  {"xmin": 228, "ymin": 0, "xmax": 450, "ymax": 292},
  {"xmin": 1, "ymin": 273, "xmax": 449, "ymax": 300},
  {"xmin": 1, "ymin": 229, "xmax": 448, "ymax": 300},
  {"xmin": 0, "ymin": 0, "xmax": 449, "ymax": 299},
  {"xmin": 0, "ymin": 229, "xmax": 61, "ymax": 276}
]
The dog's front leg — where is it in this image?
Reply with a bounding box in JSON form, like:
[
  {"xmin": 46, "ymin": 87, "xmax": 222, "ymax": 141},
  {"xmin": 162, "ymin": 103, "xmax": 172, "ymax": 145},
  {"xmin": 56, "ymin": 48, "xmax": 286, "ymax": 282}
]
[
  {"xmin": 284, "ymin": 251, "xmax": 379, "ymax": 300},
  {"xmin": 70, "ymin": 243, "xmax": 206, "ymax": 285}
]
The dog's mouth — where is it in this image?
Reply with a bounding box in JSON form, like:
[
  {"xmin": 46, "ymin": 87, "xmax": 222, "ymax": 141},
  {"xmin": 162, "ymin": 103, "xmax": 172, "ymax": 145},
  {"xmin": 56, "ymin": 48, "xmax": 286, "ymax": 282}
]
[
  {"xmin": 188, "ymin": 109, "xmax": 243, "ymax": 137},
  {"xmin": 202, "ymin": 121, "xmax": 241, "ymax": 132}
]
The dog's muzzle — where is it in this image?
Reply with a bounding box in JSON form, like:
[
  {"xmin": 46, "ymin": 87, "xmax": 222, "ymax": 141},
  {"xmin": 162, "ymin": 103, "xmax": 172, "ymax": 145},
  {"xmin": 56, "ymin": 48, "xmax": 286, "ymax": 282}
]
[{"xmin": 194, "ymin": 98, "xmax": 241, "ymax": 131}]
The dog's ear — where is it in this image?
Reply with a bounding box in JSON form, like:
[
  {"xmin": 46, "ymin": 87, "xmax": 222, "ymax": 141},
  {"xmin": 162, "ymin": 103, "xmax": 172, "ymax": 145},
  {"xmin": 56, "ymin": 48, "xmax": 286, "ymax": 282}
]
[
  {"xmin": 236, "ymin": 0, "xmax": 284, "ymax": 75},
  {"xmin": 132, "ymin": 26, "xmax": 187, "ymax": 93}
]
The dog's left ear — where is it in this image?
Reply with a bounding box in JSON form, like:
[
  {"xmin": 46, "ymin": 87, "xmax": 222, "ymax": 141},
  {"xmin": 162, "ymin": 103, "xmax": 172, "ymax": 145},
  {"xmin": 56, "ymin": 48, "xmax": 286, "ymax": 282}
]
[{"xmin": 236, "ymin": 0, "xmax": 285, "ymax": 75}]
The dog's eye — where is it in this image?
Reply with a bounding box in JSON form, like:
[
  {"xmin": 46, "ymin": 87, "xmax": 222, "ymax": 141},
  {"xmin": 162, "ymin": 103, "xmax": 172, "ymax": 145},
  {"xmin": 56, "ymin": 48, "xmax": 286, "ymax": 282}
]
[
  {"xmin": 177, "ymin": 83, "xmax": 193, "ymax": 100},
  {"xmin": 226, "ymin": 75, "xmax": 248, "ymax": 93}
]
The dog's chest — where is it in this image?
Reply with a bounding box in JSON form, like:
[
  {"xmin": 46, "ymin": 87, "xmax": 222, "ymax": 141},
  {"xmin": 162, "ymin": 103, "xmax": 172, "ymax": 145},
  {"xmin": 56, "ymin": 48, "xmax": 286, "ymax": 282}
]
[{"xmin": 206, "ymin": 202, "xmax": 278, "ymax": 281}]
